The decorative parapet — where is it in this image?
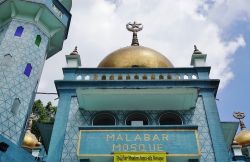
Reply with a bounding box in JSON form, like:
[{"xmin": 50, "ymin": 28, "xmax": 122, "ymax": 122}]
[{"xmin": 62, "ymin": 67, "xmax": 211, "ymax": 81}]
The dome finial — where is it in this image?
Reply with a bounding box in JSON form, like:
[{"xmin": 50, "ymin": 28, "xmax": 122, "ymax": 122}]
[
  {"xmin": 126, "ymin": 21, "xmax": 143, "ymax": 46},
  {"xmin": 193, "ymin": 45, "xmax": 202, "ymax": 54},
  {"xmin": 70, "ymin": 46, "xmax": 78, "ymax": 55},
  {"xmin": 233, "ymin": 112, "xmax": 246, "ymax": 130}
]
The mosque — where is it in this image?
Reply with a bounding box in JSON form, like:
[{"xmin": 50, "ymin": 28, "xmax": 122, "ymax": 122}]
[{"xmin": 0, "ymin": 0, "xmax": 250, "ymax": 162}]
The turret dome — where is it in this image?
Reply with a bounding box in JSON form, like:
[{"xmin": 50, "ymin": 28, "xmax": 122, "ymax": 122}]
[
  {"xmin": 98, "ymin": 46, "xmax": 173, "ymax": 68},
  {"xmin": 233, "ymin": 112, "xmax": 250, "ymax": 146},
  {"xmin": 235, "ymin": 130, "xmax": 250, "ymax": 146}
]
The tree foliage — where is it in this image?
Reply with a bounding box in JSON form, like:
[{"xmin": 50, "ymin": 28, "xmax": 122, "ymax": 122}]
[
  {"xmin": 31, "ymin": 100, "xmax": 57, "ymax": 138},
  {"xmin": 32, "ymin": 100, "xmax": 56, "ymax": 123}
]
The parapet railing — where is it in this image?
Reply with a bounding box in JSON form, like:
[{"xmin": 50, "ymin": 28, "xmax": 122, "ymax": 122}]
[
  {"xmin": 63, "ymin": 67, "xmax": 210, "ymax": 81},
  {"xmin": 75, "ymin": 72, "xmax": 198, "ymax": 81}
]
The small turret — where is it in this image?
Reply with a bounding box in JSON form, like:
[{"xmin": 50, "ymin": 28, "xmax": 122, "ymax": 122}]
[
  {"xmin": 66, "ymin": 46, "xmax": 82, "ymax": 67},
  {"xmin": 232, "ymin": 112, "xmax": 250, "ymax": 160},
  {"xmin": 190, "ymin": 45, "xmax": 207, "ymax": 67}
]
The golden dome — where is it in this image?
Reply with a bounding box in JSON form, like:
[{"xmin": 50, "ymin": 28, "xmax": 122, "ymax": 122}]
[
  {"xmin": 98, "ymin": 46, "xmax": 173, "ymax": 68},
  {"xmin": 235, "ymin": 130, "xmax": 250, "ymax": 146},
  {"xmin": 22, "ymin": 117, "xmax": 41, "ymax": 149},
  {"xmin": 22, "ymin": 130, "xmax": 41, "ymax": 149}
]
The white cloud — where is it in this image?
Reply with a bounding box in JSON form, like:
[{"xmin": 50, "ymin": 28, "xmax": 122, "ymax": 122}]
[
  {"xmin": 205, "ymin": 0, "xmax": 250, "ymax": 28},
  {"xmin": 37, "ymin": 0, "xmax": 247, "ymax": 104}
]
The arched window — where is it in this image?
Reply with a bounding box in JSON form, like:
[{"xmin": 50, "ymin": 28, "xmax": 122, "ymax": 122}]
[
  {"xmin": 183, "ymin": 74, "xmax": 189, "ymax": 80},
  {"xmin": 93, "ymin": 74, "xmax": 98, "ymax": 80},
  {"xmin": 151, "ymin": 74, "xmax": 155, "ymax": 80},
  {"xmin": 159, "ymin": 112, "xmax": 182, "ymax": 125},
  {"xmin": 11, "ymin": 98, "xmax": 21, "ymax": 115},
  {"xmin": 176, "ymin": 74, "xmax": 180, "ymax": 80},
  {"xmin": 118, "ymin": 74, "xmax": 123, "ymax": 80},
  {"xmin": 101, "ymin": 75, "xmax": 106, "ymax": 80},
  {"xmin": 192, "ymin": 74, "xmax": 198, "ymax": 79},
  {"xmin": 24, "ymin": 63, "xmax": 32, "ymax": 77},
  {"xmin": 84, "ymin": 75, "xmax": 90, "ymax": 80},
  {"xmin": 142, "ymin": 74, "xmax": 147, "ymax": 80},
  {"xmin": 159, "ymin": 74, "xmax": 164, "ymax": 80},
  {"xmin": 92, "ymin": 113, "xmax": 116, "ymax": 125},
  {"xmin": 109, "ymin": 75, "xmax": 114, "ymax": 80},
  {"xmin": 14, "ymin": 26, "xmax": 24, "ymax": 37},
  {"xmin": 167, "ymin": 74, "xmax": 172, "ymax": 80},
  {"xmin": 3, "ymin": 54, "xmax": 12, "ymax": 66},
  {"xmin": 126, "ymin": 112, "xmax": 149, "ymax": 126},
  {"xmin": 76, "ymin": 75, "xmax": 82, "ymax": 80},
  {"xmin": 134, "ymin": 74, "xmax": 139, "ymax": 80},
  {"xmin": 35, "ymin": 35, "xmax": 42, "ymax": 47},
  {"xmin": 126, "ymin": 74, "xmax": 130, "ymax": 80}
]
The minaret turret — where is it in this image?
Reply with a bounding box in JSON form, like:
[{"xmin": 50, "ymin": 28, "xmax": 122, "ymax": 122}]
[
  {"xmin": 66, "ymin": 46, "xmax": 82, "ymax": 67},
  {"xmin": 190, "ymin": 45, "xmax": 207, "ymax": 67},
  {"xmin": 0, "ymin": 0, "xmax": 71, "ymax": 146}
]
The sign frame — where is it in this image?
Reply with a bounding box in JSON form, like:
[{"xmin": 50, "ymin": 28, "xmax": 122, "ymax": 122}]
[{"xmin": 77, "ymin": 129, "xmax": 201, "ymax": 157}]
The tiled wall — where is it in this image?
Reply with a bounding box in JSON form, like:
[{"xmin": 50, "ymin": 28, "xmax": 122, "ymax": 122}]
[{"xmin": 0, "ymin": 20, "xmax": 48, "ymax": 144}]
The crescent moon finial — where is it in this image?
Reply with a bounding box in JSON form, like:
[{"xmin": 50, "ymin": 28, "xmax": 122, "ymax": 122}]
[{"xmin": 126, "ymin": 21, "xmax": 143, "ymax": 46}]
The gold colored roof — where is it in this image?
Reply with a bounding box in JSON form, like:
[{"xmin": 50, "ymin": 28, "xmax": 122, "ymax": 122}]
[
  {"xmin": 98, "ymin": 46, "xmax": 173, "ymax": 68},
  {"xmin": 22, "ymin": 130, "xmax": 41, "ymax": 149},
  {"xmin": 22, "ymin": 116, "xmax": 41, "ymax": 149},
  {"xmin": 235, "ymin": 130, "xmax": 250, "ymax": 146},
  {"xmin": 233, "ymin": 112, "xmax": 250, "ymax": 146}
]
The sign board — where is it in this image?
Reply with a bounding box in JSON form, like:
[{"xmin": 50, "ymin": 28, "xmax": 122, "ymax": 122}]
[
  {"xmin": 77, "ymin": 129, "xmax": 200, "ymax": 157},
  {"xmin": 114, "ymin": 152, "xmax": 167, "ymax": 162}
]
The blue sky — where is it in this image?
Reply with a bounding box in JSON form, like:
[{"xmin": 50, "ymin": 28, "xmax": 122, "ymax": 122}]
[
  {"xmin": 37, "ymin": 0, "xmax": 250, "ymax": 127},
  {"xmin": 217, "ymin": 20, "xmax": 250, "ymax": 126}
]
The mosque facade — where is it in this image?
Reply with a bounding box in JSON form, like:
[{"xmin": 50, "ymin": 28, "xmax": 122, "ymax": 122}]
[
  {"xmin": 0, "ymin": 0, "xmax": 250, "ymax": 162},
  {"xmin": 47, "ymin": 21, "xmax": 250, "ymax": 162}
]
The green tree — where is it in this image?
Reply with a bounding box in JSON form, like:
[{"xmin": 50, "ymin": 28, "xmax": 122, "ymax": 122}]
[
  {"xmin": 31, "ymin": 100, "xmax": 57, "ymax": 138},
  {"xmin": 32, "ymin": 100, "xmax": 56, "ymax": 123}
]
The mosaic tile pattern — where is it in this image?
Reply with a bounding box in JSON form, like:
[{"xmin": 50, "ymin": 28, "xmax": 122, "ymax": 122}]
[
  {"xmin": 0, "ymin": 20, "xmax": 48, "ymax": 144},
  {"xmin": 61, "ymin": 97, "xmax": 215, "ymax": 162},
  {"xmin": 180, "ymin": 97, "xmax": 215, "ymax": 162}
]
